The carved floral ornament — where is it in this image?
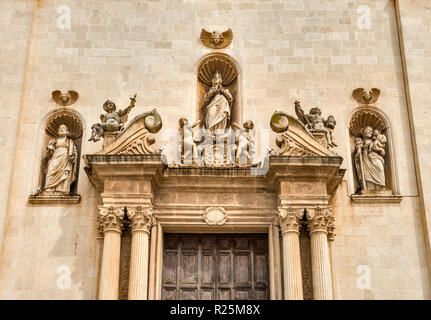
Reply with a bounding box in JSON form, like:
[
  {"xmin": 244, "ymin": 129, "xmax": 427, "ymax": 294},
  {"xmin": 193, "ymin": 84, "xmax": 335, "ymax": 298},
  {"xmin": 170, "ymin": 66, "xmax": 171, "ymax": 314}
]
[
  {"xmin": 278, "ymin": 208, "xmax": 304, "ymax": 233},
  {"xmin": 126, "ymin": 206, "xmax": 155, "ymax": 233},
  {"xmin": 203, "ymin": 207, "xmax": 228, "ymax": 225},
  {"xmin": 306, "ymin": 207, "xmax": 333, "ymax": 234},
  {"xmin": 97, "ymin": 206, "xmax": 125, "ymax": 233}
]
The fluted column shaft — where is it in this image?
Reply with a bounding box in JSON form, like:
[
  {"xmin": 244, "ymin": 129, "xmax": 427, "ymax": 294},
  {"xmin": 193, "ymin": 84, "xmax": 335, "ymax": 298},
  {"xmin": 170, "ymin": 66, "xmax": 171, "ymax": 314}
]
[
  {"xmin": 127, "ymin": 207, "xmax": 154, "ymax": 300},
  {"xmin": 279, "ymin": 208, "xmax": 304, "ymax": 300},
  {"xmin": 307, "ymin": 207, "xmax": 334, "ymax": 300},
  {"xmin": 98, "ymin": 207, "xmax": 124, "ymax": 300}
]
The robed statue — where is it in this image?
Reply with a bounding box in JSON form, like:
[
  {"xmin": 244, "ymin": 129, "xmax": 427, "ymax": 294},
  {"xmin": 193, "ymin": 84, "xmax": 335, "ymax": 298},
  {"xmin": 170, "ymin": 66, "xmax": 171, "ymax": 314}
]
[
  {"xmin": 354, "ymin": 126, "xmax": 387, "ymax": 192},
  {"xmin": 43, "ymin": 124, "xmax": 78, "ymax": 195},
  {"xmin": 203, "ymin": 72, "xmax": 233, "ymax": 134}
]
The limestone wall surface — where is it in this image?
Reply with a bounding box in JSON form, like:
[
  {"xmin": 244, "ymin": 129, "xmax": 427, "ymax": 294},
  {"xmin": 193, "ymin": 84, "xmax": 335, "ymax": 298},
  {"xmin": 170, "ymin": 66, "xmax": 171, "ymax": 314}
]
[{"xmin": 0, "ymin": 0, "xmax": 429, "ymax": 299}]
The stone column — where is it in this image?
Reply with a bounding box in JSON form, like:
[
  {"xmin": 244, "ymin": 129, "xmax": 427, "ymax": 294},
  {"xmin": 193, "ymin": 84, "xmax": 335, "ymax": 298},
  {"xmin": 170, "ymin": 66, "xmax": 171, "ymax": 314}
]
[
  {"xmin": 306, "ymin": 207, "xmax": 334, "ymax": 300},
  {"xmin": 279, "ymin": 207, "xmax": 304, "ymax": 300},
  {"xmin": 127, "ymin": 206, "xmax": 154, "ymax": 300},
  {"xmin": 97, "ymin": 206, "xmax": 125, "ymax": 300},
  {"xmin": 327, "ymin": 215, "xmax": 337, "ymax": 299}
]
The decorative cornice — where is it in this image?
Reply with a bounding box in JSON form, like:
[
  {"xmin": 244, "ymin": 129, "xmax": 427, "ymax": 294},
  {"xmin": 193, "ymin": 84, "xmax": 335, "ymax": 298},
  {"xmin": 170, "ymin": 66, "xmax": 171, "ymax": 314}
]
[
  {"xmin": 97, "ymin": 206, "xmax": 125, "ymax": 234},
  {"xmin": 306, "ymin": 207, "xmax": 333, "ymax": 234},
  {"xmin": 279, "ymin": 207, "xmax": 304, "ymax": 234},
  {"xmin": 126, "ymin": 206, "xmax": 154, "ymax": 233}
]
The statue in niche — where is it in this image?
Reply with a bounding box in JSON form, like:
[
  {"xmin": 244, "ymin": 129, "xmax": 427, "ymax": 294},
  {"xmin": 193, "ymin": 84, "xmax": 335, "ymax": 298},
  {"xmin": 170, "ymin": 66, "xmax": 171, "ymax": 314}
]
[
  {"xmin": 295, "ymin": 100, "xmax": 337, "ymax": 147},
  {"xmin": 203, "ymin": 71, "xmax": 233, "ymax": 134},
  {"xmin": 232, "ymin": 120, "xmax": 255, "ymax": 165},
  {"xmin": 354, "ymin": 126, "xmax": 387, "ymax": 192},
  {"xmin": 42, "ymin": 124, "xmax": 77, "ymax": 195},
  {"xmin": 88, "ymin": 94, "xmax": 137, "ymax": 142}
]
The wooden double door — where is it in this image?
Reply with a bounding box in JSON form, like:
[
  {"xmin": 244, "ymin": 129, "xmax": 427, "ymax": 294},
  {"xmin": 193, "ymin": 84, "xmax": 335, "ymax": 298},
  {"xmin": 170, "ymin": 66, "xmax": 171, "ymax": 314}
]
[{"xmin": 162, "ymin": 234, "xmax": 269, "ymax": 300}]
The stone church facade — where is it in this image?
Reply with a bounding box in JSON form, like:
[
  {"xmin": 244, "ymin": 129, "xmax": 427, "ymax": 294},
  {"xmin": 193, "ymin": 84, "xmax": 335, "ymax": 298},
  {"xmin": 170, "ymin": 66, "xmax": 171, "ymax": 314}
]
[{"xmin": 0, "ymin": 0, "xmax": 430, "ymax": 300}]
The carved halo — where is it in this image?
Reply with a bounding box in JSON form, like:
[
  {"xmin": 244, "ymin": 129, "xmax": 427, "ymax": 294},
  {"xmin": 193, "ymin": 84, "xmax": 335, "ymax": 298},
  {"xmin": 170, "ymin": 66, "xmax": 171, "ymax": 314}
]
[
  {"xmin": 349, "ymin": 109, "xmax": 387, "ymax": 137},
  {"xmin": 198, "ymin": 55, "xmax": 237, "ymax": 87},
  {"xmin": 45, "ymin": 112, "xmax": 83, "ymax": 139},
  {"xmin": 203, "ymin": 207, "xmax": 228, "ymax": 225}
]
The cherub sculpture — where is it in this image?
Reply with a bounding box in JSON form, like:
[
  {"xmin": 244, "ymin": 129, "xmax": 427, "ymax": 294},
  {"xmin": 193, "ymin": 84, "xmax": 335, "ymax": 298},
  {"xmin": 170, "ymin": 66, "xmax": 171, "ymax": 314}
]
[
  {"xmin": 232, "ymin": 120, "xmax": 255, "ymax": 165},
  {"xmin": 178, "ymin": 117, "xmax": 201, "ymax": 163},
  {"xmin": 352, "ymin": 88, "xmax": 380, "ymax": 104},
  {"xmin": 294, "ymin": 100, "xmax": 337, "ymax": 147},
  {"xmin": 88, "ymin": 94, "xmax": 137, "ymax": 142},
  {"xmin": 372, "ymin": 129, "xmax": 387, "ymax": 157}
]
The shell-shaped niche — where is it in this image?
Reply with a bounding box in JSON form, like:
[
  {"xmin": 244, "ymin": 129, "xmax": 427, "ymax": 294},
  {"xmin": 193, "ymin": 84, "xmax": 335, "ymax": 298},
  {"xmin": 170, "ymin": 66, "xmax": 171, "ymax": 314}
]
[
  {"xmin": 45, "ymin": 112, "xmax": 83, "ymax": 139},
  {"xmin": 349, "ymin": 109, "xmax": 387, "ymax": 137},
  {"xmin": 198, "ymin": 54, "xmax": 237, "ymax": 86}
]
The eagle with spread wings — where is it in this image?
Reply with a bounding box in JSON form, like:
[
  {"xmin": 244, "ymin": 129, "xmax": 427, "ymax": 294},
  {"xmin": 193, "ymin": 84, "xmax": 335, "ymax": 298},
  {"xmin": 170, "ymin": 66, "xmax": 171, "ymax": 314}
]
[{"xmin": 200, "ymin": 28, "xmax": 233, "ymax": 49}]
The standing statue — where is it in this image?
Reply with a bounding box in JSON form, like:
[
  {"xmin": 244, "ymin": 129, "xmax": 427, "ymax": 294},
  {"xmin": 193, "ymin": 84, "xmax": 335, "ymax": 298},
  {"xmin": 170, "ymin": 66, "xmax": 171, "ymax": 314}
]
[
  {"xmin": 88, "ymin": 94, "xmax": 137, "ymax": 142},
  {"xmin": 354, "ymin": 126, "xmax": 386, "ymax": 192},
  {"xmin": 232, "ymin": 121, "xmax": 255, "ymax": 165},
  {"xmin": 43, "ymin": 124, "xmax": 78, "ymax": 195},
  {"xmin": 178, "ymin": 117, "xmax": 201, "ymax": 163},
  {"xmin": 203, "ymin": 72, "xmax": 233, "ymax": 134},
  {"xmin": 294, "ymin": 100, "xmax": 337, "ymax": 147}
]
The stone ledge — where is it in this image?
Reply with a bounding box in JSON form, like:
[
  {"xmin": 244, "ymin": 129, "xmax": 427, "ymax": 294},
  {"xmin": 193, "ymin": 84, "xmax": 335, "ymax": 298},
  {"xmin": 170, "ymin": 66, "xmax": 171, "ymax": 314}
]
[
  {"xmin": 28, "ymin": 194, "xmax": 81, "ymax": 205},
  {"xmin": 350, "ymin": 194, "xmax": 402, "ymax": 204}
]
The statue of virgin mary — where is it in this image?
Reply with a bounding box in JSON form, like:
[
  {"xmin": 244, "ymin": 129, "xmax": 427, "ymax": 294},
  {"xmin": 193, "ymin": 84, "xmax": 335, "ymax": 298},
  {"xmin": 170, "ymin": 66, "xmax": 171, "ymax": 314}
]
[{"xmin": 203, "ymin": 72, "xmax": 233, "ymax": 134}]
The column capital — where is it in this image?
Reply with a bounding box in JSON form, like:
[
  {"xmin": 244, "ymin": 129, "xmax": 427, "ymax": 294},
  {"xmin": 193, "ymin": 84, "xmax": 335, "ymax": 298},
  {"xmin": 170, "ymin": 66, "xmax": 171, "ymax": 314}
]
[
  {"xmin": 126, "ymin": 206, "xmax": 155, "ymax": 233},
  {"xmin": 98, "ymin": 206, "xmax": 125, "ymax": 234},
  {"xmin": 306, "ymin": 207, "xmax": 333, "ymax": 234},
  {"xmin": 279, "ymin": 207, "xmax": 304, "ymax": 234}
]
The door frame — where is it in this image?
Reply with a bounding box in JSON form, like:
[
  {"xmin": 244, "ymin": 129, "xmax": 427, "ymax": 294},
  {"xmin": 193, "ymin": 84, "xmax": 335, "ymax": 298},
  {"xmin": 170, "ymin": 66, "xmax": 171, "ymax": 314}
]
[{"xmin": 149, "ymin": 221, "xmax": 282, "ymax": 300}]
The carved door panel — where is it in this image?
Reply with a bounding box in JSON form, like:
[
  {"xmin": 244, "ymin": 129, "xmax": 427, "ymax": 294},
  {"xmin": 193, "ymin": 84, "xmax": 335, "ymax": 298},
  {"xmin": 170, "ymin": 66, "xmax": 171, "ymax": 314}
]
[{"xmin": 162, "ymin": 234, "xmax": 269, "ymax": 300}]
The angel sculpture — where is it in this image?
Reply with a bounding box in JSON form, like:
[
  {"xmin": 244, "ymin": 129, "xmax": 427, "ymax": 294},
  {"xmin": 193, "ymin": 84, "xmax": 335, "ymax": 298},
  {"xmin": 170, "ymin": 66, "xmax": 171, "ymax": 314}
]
[
  {"xmin": 178, "ymin": 117, "xmax": 201, "ymax": 163},
  {"xmin": 294, "ymin": 100, "xmax": 337, "ymax": 147},
  {"xmin": 232, "ymin": 120, "xmax": 255, "ymax": 165},
  {"xmin": 52, "ymin": 90, "xmax": 79, "ymax": 106},
  {"xmin": 352, "ymin": 88, "xmax": 380, "ymax": 104},
  {"xmin": 200, "ymin": 28, "xmax": 233, "ymax": 49},
  {"xmin": 88, "ymin": 94, "xmax": 137, "ymax": 142}
]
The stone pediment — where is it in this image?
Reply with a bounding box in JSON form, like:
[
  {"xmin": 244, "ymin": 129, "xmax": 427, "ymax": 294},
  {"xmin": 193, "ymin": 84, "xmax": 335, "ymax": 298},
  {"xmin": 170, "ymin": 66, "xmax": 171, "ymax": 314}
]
[
  {"xmin": 97, "ymin": 109, "xmax": 162, "ymax": 155},
  {"xmin": 270, "ymin": 112, "xmax": 334, "ymax": 157}
]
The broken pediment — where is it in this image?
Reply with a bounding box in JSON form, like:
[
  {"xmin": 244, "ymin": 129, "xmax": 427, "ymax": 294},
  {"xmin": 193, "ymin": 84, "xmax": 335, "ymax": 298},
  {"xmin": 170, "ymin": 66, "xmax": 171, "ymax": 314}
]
[
  {"xmin": 270, "ymin": 111, "xmax": 335, "ymax": 157},
  {"xmin": 97, "ymin": 109, "xmax": 162, "ymax": 155}
]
